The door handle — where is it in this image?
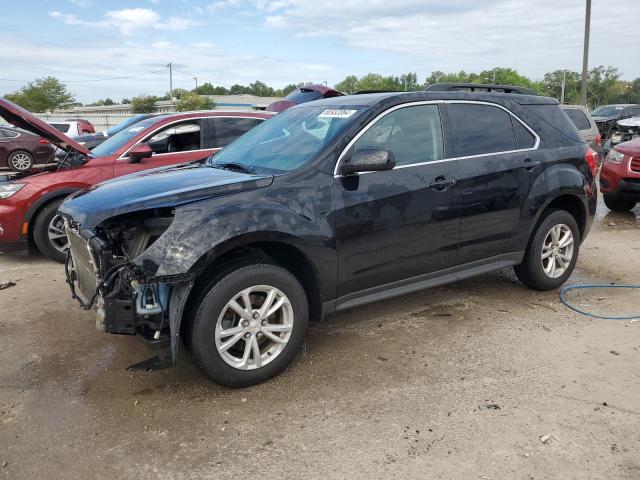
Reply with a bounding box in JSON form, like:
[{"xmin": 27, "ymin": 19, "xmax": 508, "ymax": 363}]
[
  {"xmin": 429, "ymin": 175, "xmax": 457, "ymax": 191},
  {"xmin": 523, "ymin": 158, "xmax": 541, "ymax": 171}
]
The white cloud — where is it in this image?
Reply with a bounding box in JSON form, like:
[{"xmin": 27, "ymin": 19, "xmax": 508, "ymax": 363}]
[
  {"xmin": 192, "ymin": 41, "xmax": 215, "ymax": 48},
  {"xmin": 49, "ymin": 8, "xmax": 202, "ymax": 35}
]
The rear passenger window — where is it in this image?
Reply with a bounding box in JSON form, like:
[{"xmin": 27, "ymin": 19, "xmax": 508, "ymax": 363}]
[
  {"xmin": 512, "ymin": 119, "xmax": 536, "ymax": 149},
  {"xmin": 564, "ymin": 108, "xmax": 591, "ymax": 130},
  {"xmin": 447, "ymin": 104, "xmax": 516, "ymax": 156},
  {"xmin": 352, "ymin": 104, "xmax": 444, "ymax": 166},
  {"xmin": 213, "ymin": 118, "xmax": 264, "ymax": 147}
]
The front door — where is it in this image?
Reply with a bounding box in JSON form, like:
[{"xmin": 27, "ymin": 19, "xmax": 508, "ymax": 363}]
[
  {"xmin": 333, "ymin": 103, "xmax": 460, "ymax": 300},
  {"xmin": 114, "ymin": 120, "xmax": 216, "ymax": 176}
]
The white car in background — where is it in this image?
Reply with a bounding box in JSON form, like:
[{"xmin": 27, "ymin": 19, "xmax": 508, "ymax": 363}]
[{"xmin": 48, "ymin": 119, "xmax": 95, "ymax": 136}]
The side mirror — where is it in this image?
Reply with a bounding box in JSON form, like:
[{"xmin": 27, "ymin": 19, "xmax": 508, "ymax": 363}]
[
  {"xmin": 128, "ymin": 143, "xmax": 153, "ymax": 163},
  {"xmin": 341, "ymin": 148, "xmax": 396, "ymax": 175}
]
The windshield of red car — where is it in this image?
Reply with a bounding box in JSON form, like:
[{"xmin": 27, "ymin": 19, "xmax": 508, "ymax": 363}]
[{"xmin": 90, "ymin": 117, "xmax": 162, "ymax": 157}]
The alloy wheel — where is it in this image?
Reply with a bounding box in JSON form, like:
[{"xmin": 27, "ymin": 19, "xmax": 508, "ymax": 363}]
[
  {"xmin": 215, "ymin": 285, "xmax": 294, "ymax": 370},
  {"xmin": 541, "ymin": 224, "xmax": 574, "ymax": 279},
  {"xmin": 48, "ymin": 214, "xmax": 69, "ymax": 254},
  {"xmin": 10, "ymin": 152, "xmax": 32, "ymax": 171}
]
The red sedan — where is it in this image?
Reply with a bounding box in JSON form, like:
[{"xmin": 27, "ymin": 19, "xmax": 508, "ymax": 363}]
[
  {"xmin": 0, "ymin": 99, "xmax": 273, "ymax": 261},
  {"xmin": 0, "ymin": 126, "xmax": 55, "ymax": 172}
]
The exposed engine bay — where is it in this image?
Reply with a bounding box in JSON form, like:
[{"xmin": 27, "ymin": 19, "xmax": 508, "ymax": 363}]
[{"xmin": 64, "ymin": 208, "xmax": 186, "ymax": 352}]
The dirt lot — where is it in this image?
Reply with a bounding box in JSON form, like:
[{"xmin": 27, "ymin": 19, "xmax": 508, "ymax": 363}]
[{"xmin": 1, "ymin": 199, "xmax": 639, "ymax": 480}]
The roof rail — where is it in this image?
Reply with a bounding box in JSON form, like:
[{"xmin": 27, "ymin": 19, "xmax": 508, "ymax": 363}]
[{"xmin": 425, "ymin": 83, "xmax": 538, "ymax": 95}]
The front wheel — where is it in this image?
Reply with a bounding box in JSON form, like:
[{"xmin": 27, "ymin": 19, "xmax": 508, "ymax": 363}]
[
  {"xmin": 514, "ymin": 210, "xmax": 580, "ymax": 291},
  {"xmin": 32, "ymin": 199, "xmax": 69, "ymax": 263},
  {"xmin": 191, "ymin": 264, "xmax": 309, "ymax": 388},
  {"xmin": 603, "ymin": 194, "xmax": 636, "ymax": 212}
]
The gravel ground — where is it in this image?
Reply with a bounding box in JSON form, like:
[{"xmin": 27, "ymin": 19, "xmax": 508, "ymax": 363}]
[{"xmin": 1, "ymin": 198, "xmax": 639, "ymax": 480}]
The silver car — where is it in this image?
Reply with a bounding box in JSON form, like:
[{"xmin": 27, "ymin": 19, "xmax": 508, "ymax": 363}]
[{"xmin": 561, "ymin": 104, "xmax": 604, "ymax": 162}]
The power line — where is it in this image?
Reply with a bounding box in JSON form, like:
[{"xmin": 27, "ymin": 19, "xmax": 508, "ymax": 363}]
[{"xmin": 0, "ymin": 68, "xmax": 167, "ymax": 84}]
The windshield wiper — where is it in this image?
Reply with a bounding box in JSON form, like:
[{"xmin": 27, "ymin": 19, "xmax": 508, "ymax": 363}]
[{"xmin": 211, "ymin": 162, "xmax": 255, "ymax": 174}]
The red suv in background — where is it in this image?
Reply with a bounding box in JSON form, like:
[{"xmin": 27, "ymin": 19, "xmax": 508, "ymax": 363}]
[
  {"xmin": 600, "ymin": 137, "xmax": 640, "ymax": 211},
  {"xmin": 0, "ymin": 99, "xmax": 273, "ymax": 262}
]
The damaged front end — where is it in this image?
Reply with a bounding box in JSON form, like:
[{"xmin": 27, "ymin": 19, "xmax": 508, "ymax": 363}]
[{"xmin": 63, "ymin": 208, "xmax": 193, "ymax": 366}]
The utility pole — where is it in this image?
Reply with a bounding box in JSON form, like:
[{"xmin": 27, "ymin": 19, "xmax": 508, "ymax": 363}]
[
  {"xmin": 194, "ymin": 77, "xmax": 198, "ymax": 91},
  {"xmin": 580, "ymin": 0, "xmax": 591, "ymax": 106},
  {"xmin": 560, "ymin": 70, "xmax": 566, "ymax": 104},
  {"xmin": 167, "ymin": 62, "xmax": 173, "ymax": 108}
]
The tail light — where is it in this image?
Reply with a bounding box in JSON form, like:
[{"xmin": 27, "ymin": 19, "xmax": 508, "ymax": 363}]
[
  {"xmin": 38, "ymin": 138, "xmax": 49, "ymax": 144},
  {"xmin": 585, "ymin": 147, "xmax": 598, "ymax": 175},
  {"xmin": 595, "ymin": 134, "xmax": 602, "ymax": 146}
]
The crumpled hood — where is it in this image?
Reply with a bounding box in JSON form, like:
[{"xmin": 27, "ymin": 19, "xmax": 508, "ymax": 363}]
[
  {"xmin": 59, "ymin": 163, "xmax": 273, "ymax": 229},
  {"xmin": 592, "ymin": 116, "xmax": 617, "ymax": 123}
]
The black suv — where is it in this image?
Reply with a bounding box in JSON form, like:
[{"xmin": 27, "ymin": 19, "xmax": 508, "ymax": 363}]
[{"xmin": 60, "ymin": 89, "xmax": 597, "ymax": 387}]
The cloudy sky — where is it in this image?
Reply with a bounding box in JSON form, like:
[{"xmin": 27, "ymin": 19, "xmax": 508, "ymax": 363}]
[{"xmin": 1, "ymin": 0, "xmax": 638, "ymax": 103}]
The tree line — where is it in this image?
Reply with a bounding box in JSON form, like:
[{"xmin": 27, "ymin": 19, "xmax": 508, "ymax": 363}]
[{"xmin": 3, "ymin": 66, "xmax": 640, "ymax": 113}]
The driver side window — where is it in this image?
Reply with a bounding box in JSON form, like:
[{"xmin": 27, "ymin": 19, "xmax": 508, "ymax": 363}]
[
  {"xmin": 144, "ymin": 121, "xmax": 201, "ymax": 154},
  {"xmin": 352, "ymin": 105, "xmax": 444, "ymax": 167}
]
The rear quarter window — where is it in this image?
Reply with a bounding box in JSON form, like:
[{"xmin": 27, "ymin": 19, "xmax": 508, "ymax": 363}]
[
  {"xmin": 563, "ymin": 108, "xmax": 592, "ymax": 131},
  {"xmin": 50, "ymin": 123, "xmax": 71, "ymax": 133},
  {"xmin": 522, "ymin": 104, "xmax": 583, "ymax": 143}
]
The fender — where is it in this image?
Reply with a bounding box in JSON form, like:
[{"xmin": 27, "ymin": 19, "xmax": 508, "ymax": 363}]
[
  {"xmin": 24, "ymin": 187, "xmax": 84, "ymax": 224},
  {"xmin": 521, "ymin": 162, "xmax": 593, "ymax": 245}
]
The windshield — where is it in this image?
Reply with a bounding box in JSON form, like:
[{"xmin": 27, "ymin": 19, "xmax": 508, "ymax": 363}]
[
  {"xmin": 208, "ymin": 105, "xmax": 367, "ymax": 173},
  {"xmin": 91, "ymin": 116, "xmax": 162, "ymax": 157},
  {"xmin": 105, "ymin": 115, "xmax": 147, "ymax": 136},
  {"xmin": 592, "ymin": 106, "xmax": 623, "ymax": 117},
  {"xmin": 285, "ymin": 89, "xmax": 324, "ymax": 104}
]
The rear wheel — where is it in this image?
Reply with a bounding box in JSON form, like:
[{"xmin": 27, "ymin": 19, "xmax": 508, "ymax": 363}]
[
  {"xmin": 33, "ymin": 199, "xmax": 69, "ymax": 263},
  {"xmin": 514, "ymin": 210, "xmax": 580, "ymax": 291},
  {"xmin": 191, "ymin": 264, "xmax": 309, "ymax": 388},
  {"xmin": 8, "ymin": 151, "xmax": 34, "ymax": 172},
  {"xmin": 603, "ymin": 194, "xmax": 636, "ymax": 212}
]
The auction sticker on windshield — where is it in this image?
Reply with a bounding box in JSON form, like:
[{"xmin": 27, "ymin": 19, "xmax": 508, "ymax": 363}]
[{"xmin": 318, "ymin": 109, "xmax": 358, "ymax": 118}]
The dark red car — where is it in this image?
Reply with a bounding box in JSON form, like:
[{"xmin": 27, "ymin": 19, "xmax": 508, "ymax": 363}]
[
  {"xmin": 0, "ymin": 126, "xmax": 55, "ymax": 172},
  {"xmin": 600, "ymin": 137, "xmax": 640, "ymax": 212},
  {"xmin": 266, "ymin": 84, "xmax": 343, "ymax": 112},
  {"xmin": 0, "ymin": 98, "xmax": 274, "ymax": 262}
]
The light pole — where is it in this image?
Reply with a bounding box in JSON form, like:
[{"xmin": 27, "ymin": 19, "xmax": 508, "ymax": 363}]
[
  {"xmin": 194, "ymin": 77, "xmax": 198, "ymax": 91},
  {"xmin": 580, "ymin": 0, "xmax": 591, "ymax": 106},
  {"xmin": 167, "ymin": 62, "xmax": 174, "ymax": 108},
  {"xmin": 560, "ymin": 70, "xmax": 566, "ymax": 104}
]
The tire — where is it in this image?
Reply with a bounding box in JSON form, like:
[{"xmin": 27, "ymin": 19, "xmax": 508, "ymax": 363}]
[
  {"xmin": 191, "ymin": 264, "xmax": 309, "ymax": 388},
  {"xmin": 8, "ymin": 151, "xmax": 34, "ymax": 172},
  {"xmin": 32, "ymin": 199, "xmax": 69, "ymax": 263},
  {"xmin": 514, "ymin": 209, "xmax": 580, "ymax": 291},
  {"xmin": 603, "ymin": 194, "xmax": 636, "ymax": 212}
]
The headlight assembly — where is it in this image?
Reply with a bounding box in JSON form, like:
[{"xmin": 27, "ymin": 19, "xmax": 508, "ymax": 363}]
[
  {"xmin": 0, "ymin": 183, "xmax": 25, "ymax": 199},
  {"xmin": 605, "ymin": 149, "xmax": 625, "ymax": 164}
]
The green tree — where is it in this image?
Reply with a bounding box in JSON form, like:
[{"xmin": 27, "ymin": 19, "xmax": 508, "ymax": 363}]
[
  {"xmin": 121, "ymin": 98, "xmax": 131, "ymax": 104},
  {"xmin": 249, "ymin": 80, "xmax": 275, "ymax": 97},
  {"xmin": 335, "ymin": 75, "xmax": 358, "ymax": 94},
  {"xmin": 195, "ymin": 82, "xmax": 215, "ymax": 95},
  {"xmin": 230, "ymin": 84, "xmax": 250, "ymax": 95},
  {"xmin": 399, "ymin": 73, "xmax": 420, "ymax": 91},
  {"xmin": 4, "ymin": 76, "xmax": 75, "ymax": 112},
  {"xmin": 131, "ymin": 95, "xmax": 158, "ymax": 113},
  {"xmin": 587, "ymin": 66, "xmax": 620, "ymax": 107},
  {"xmin": 212, "ymin": 86, "xmax": 230, "ymax": 95},
  {"xmin": 170, "ymin": 88, "xmax": 189, "ymax": 99},
  {"xmin": 175, "ymin": 92, "xmax": 214, "ymax": 111},
  {"xmin": 424, "ymin": 70, "xmax": 479, "ymax": 86},
  {"xmin": 540, "ymin": 70, "xmax": 581, "ymax": 103},
  {"xmin": 90, "ymin": 98, "xmax": 115, "ymax": 106}
]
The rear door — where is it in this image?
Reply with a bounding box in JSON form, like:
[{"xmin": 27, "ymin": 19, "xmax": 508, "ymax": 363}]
[
  {"xmin": 445, "ymin": 101, "xmax": 540, "ymax": 266},
  {"xmin": 114, "ymin": 119, "xmax": 215, "ymax": 176},
  {"xmin": 334, "ymin": 103, "xmax": 460, "ymax": 300}
]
